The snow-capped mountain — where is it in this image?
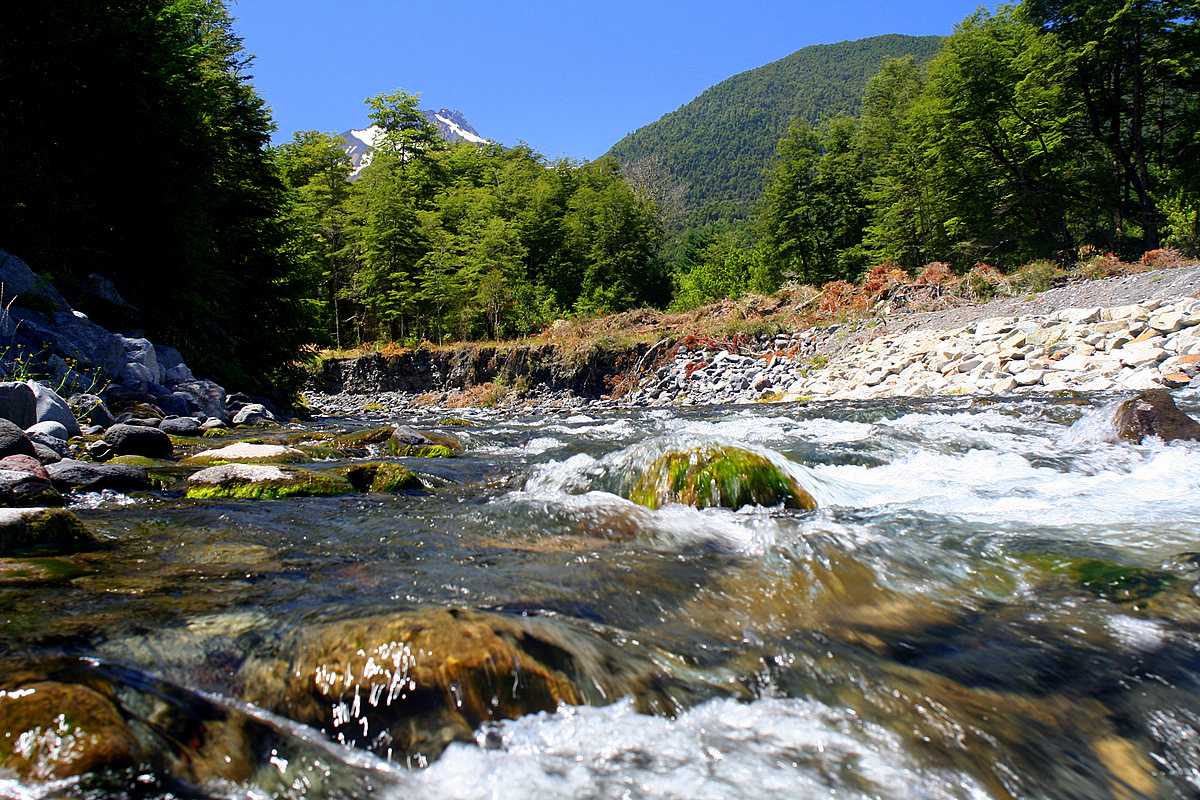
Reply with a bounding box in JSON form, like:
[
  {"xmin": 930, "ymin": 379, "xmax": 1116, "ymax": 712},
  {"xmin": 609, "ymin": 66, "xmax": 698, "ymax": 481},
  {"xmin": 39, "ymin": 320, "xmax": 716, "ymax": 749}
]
[{"xmin": 340, "ymin": 109, "xmax": 487, "ymax": 175}]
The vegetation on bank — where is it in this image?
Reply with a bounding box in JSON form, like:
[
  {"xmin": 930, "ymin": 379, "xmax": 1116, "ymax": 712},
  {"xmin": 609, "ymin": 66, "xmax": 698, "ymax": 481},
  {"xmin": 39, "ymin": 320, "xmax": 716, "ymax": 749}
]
[{"xmin": 2, "ymin": 0, "xmax": 1197, "ymax": 401}]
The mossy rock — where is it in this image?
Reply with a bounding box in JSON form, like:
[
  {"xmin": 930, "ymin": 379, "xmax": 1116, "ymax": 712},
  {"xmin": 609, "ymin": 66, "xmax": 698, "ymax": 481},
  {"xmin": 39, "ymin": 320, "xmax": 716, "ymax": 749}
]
[
  {"xmin": 186, "ymin": 464, "xmax": 355, "ymax": 500},
  {"xmin": 628, "ymin": 444, "xmax": 817, "ymax": 511},
  {"xmin": 333, "ymin": 462, "xmax": 424, "ymax": 493},
  {"xmin": 201, "ymin": 428, "xmax": 231, "ymax": 438},
  {"xmin": 388, "ymin": 426, "xmax": 463, "ymax": 458},
  {"xmin": 182, "ymin": 442, "xmax": 310, "ymax": 467},
  {"xmin": 332, "ymin": 426, "xmax": 396, "ymax": 449},
  {"xmin": 437, "ymin": 418, "xmax": 480, "ymax": 427},
  {"xmin": 108, "ymin": 454, "xmax": 174, "ymax": 469},
  {"xmin": 1026, "ymin": 554, "xmax": 1176, "ymax": 603},
  {"xmin": 0, "ymin": 508, "xmax": 96, "ymax": 555},
  {"xmin": 0, "ymin": 680, "xmax": 142, "ymax": 779}
]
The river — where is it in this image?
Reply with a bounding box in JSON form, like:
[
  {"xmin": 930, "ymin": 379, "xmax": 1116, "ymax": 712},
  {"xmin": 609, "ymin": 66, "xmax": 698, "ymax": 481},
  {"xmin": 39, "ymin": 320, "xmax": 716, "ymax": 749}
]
[{"xmin": 3, "ymin": 391, "xmax": 1200, "ymax": 799}]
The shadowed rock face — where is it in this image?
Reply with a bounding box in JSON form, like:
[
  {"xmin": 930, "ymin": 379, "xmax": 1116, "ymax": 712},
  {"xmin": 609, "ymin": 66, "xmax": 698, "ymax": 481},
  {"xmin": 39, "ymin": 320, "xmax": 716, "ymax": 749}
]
[{"xmin": 1112, "ymin": 389, "xmax": 1200, "ymax": 443}]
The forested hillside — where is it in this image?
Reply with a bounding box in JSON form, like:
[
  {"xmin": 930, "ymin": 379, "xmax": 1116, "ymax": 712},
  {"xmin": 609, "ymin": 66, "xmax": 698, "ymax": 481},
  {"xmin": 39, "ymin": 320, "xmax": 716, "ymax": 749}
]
[
  {"xmin": 0, "ymin": 0, "xmax": 312, "ymax": 394},
  {"xmin": 606, "ymin": 34, "xmax": 943, "ymax": 230}
]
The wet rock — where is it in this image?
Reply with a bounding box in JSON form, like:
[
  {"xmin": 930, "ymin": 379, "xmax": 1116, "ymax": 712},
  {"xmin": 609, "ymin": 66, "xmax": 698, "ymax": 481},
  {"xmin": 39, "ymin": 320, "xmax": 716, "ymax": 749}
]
[
  {"xmin": 1111, "ymin": 389, "xmax": 1200, "ymax": 443},
  {"xmin": 0, "ymin": 508, "xmax": 94, "ymax": 553},
  {"xmin": 332, "ymin": 426, "xmax": 396, "ymax": 449},
  {"xmin": 102, "ymin": 423, "xmax": 174, "ymax": 459},
  {"xmin": 186, "ymin": 463, "xmax": 354, "ymax": 500},
  {"xmin": 335, "ymin": 461, "xmax": 423, "ymax": 493},
  {"xmin": 47, "ymin": 459, "xmax": 151, "ymax": 493},
  {"xmin": 628, "ymin": 444, "xmax": 817, "ymax": 511},
  {"xmin": 239, "ymin": 608, "xmax": 669, "ymax": 762},
  {"xmin": 0, "ymin": 465, "xmax": 61, "ymax": 506},
  {"xmin": 183, "ymin": 442, "xmax": 308, "ymax": 466},
  {"xmin": 388, "ymin": 426, "xmax": 463, "ymax": 457},
  {"xmin": 0, "ymin": 679, "xmax": 141, "ymax": 779}
]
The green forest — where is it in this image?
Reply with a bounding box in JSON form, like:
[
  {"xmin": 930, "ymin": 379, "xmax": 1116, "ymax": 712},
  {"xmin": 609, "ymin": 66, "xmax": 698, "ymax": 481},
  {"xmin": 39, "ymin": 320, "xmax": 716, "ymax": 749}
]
[
  {"xmin": 607, "ymin": 34, "xmax": 944, "ymax": 230},
  {"xmin": 1, "ymin": 0, "xmax": 1198, "ymax": 398}
]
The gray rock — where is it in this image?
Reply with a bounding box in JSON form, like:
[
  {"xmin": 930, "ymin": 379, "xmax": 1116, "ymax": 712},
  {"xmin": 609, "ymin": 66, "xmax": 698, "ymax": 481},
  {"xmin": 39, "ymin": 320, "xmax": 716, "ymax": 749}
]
[
  {"xmin": 47, "ymin": 310, "xmax": 125, "ymax": 379},
  {"xmin": 159, "ymin": 416, "xmax": 202, "ymax": 435},
  {"xmin": 0, "ymin": 418, "xmax": 36, "ymax": 459},
  {"xmin": 173, "ymin": 380, "xmax": 229, "ymax": 423},
  {"xmin": 0, "ymin": 251, "xmax": 68, "ymax": 312},
  {"xmin": 102, "ymin": 423, "xmax": 173, "ymax": 459},
  {"xmin": 69, "ymin": 393, "xmax": 117, "ymax": 429},
  {"xmin": 0, "ymin": 382, "xmax": 36, "ymax": 429},
  {"xmin": 0, "ymin": 468, "xmax": 62, "ymax": 506},
  {"xmin": 80, "ymin": 273, "xmax": 139, "ymax": 313},
  {"xmin": 27, "ymin": 420, "xmax": 69, "ymax": 441},
  {"xmin": 233, "ymin": 403, "xmax": 275, "ymax": 426},
  {"xmin": 47, "ymin": 459, "xmax": 150, "ymax": 492},
  {"xmin": 27, "ymin": 430, "xmax": 70, "ymax": 459},
  {"xmin": 26, "ymin": 381, "xmax": 81, "ymax": 438}
]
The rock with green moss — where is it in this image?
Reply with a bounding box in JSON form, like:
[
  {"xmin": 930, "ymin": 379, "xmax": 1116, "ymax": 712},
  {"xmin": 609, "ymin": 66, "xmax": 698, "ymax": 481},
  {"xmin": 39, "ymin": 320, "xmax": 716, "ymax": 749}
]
[
  {"xmin": 334, "ymin": 462, "xmax": 424, "ymax": 493},
  {"xmin": 0, "ymin": 508, "xmax": 96, "ymax": 554},
  {"xmin": 183, "ymin": 442, "xmax": 310, "ymax": 466},
  {"xmin": 332, "ymin": 426, "xmax": 396, "ymax": 449},
  {"xmin": 628, "ymin": 444, "xmax": 817, "ymax": 511},
  {"xmin": 186, "ymin": 464, "xmax": 354, "ymax": 500},
  {"xmin": 388, "ymin": 426, "xmax": 463, "ymax": 458}
]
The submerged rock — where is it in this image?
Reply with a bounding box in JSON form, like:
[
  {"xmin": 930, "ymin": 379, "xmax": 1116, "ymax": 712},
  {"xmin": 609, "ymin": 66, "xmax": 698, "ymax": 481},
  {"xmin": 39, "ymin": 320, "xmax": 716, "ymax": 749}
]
[
  {"xmin": 239, "ymin": 608, "xmax": 676, "ymax": 763},
  {"xmin": 628, "ymin": 444, "xmax": 818, "ymax": 511},
  {"xmin": 1111, "ymin": 389, "xmax": 1200, "ymax": 443},
  {"xmin": 0, "ymin": 508, "xmax": 94, "ymax": 553},
  {"xmin": 0, "ymin": 679, "xmax": 142, "ymax": 779},
  {"xmin": 335, "ymin": 461, "xmax": 424, "ymax": 493},
  {"xmin": 186, "ymin": 463, "xmax": 354, "ymax": 500},
  {"xmin": 332, "ymin": 426, "xmax": 396, "ymax": 449}
]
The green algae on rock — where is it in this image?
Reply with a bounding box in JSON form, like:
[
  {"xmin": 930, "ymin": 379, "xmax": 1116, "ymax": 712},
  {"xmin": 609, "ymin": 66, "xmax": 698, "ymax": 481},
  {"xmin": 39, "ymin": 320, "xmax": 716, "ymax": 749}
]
[
  {"xmin": 334, "ymin": 461, "xmax": 424, "ymax": 493},
  {"xmin": 388, "ymin": 426, "xmax": 464, "ymax": 458},
  {"xmin": 0, "ymin": 508, "xmax": 96, "ymax": 554},
  {"xmin": 628, "ymin": 444, "xmax": 818, "ymax": 511},
  {"xmin": 185, "ymin": 464, "xmax": 354, "ymax": 500},
  {"xmin": 182, "ymin": 442, "xmax": 310, "ymax": 466},
  {"xmin": 332, "ymin": 426, "xmax": 396, "ymax": 449}
]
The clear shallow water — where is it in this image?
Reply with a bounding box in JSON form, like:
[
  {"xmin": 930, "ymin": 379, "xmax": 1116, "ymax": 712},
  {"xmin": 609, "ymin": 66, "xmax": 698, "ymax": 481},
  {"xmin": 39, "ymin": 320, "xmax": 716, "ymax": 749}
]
[{"xmin": 4, "ymin": 392, "xmax": 1200, "ymax": 798}]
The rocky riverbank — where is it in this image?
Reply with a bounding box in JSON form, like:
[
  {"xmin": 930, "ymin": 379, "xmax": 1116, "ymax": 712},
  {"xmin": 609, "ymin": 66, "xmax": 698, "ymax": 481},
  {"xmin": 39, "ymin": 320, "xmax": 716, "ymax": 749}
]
[{"xmin": 308, "ymin": 265, "xmax": 1200, "ymax": 416}]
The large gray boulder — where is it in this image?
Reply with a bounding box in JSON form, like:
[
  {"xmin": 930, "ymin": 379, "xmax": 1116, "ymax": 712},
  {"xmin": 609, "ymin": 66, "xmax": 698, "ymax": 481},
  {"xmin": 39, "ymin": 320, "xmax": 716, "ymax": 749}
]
[
  {"xmin": 27, "ymin": 381, "xmax": 81, "ymax": 438},
  {"xmin": 102, "ymin": 423, "xmax": 173, "ymax": 459},
  {"xmin": 0, "ymin": 251, "xmax": 68, "ymax": 311},
  {"xmin": 173, "ymin": 380, "xmax": 229, "ymax": 423},
  {"xmin": 0, "ymin": 382, "xmax": 36, "ymax": 429}
]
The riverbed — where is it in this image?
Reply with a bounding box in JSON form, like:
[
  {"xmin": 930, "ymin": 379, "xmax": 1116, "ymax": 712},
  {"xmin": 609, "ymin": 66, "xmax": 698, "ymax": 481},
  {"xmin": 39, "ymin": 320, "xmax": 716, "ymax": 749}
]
[{"xmin": 4, "ymin": 390, "xmax": 1200, "ymax": 799}]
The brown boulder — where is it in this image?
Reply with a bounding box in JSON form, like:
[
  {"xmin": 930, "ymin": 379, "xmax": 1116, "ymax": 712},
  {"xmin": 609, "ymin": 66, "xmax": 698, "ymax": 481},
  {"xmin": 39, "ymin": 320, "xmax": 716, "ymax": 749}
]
[
  {"xmin": 1112, "ymin": 389, "xmax": 1200, "ymax": 443},
  {"xmin": 239, "ymin": 608, "xmax": 668, "ymax": 762},
  {"xmin": 0, "ymin": 680, "xmax": 142, "ymax": 779}
]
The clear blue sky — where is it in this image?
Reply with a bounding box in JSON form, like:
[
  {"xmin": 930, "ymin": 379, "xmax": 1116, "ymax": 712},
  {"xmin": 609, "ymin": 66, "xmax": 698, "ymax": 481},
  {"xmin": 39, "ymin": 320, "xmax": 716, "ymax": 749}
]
[{"xmin": 231, "ymin": 0, "xmax": 987, "ymax": 161}]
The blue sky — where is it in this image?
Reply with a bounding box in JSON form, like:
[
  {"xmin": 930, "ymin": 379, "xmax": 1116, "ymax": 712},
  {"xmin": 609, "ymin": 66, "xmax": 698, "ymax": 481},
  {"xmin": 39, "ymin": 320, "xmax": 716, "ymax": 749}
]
[{"xmin": 231, "ymin": 0, "xmax": 987, "ymax": 161}]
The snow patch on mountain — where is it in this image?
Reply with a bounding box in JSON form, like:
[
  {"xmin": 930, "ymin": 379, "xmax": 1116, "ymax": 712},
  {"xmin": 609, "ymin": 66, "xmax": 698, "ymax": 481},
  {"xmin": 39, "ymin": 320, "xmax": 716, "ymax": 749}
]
[{"xmin": 339, "ymin": 109, "xmax": 487, "ymax": 176}]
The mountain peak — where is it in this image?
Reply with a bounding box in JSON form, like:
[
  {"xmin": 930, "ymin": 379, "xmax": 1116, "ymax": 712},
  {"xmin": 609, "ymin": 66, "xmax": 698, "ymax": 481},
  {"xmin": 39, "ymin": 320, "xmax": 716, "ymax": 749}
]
[{"xmin": 340, "ymin": 109, "xmax": 487, "ymax": 175}]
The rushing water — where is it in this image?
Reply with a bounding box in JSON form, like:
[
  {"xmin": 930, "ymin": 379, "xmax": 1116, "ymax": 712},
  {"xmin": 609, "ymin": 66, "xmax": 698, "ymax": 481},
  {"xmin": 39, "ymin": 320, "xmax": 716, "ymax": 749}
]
[{"xmin": 5, "ymin": 392, "xmax": 1200, "ymax": 798}]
